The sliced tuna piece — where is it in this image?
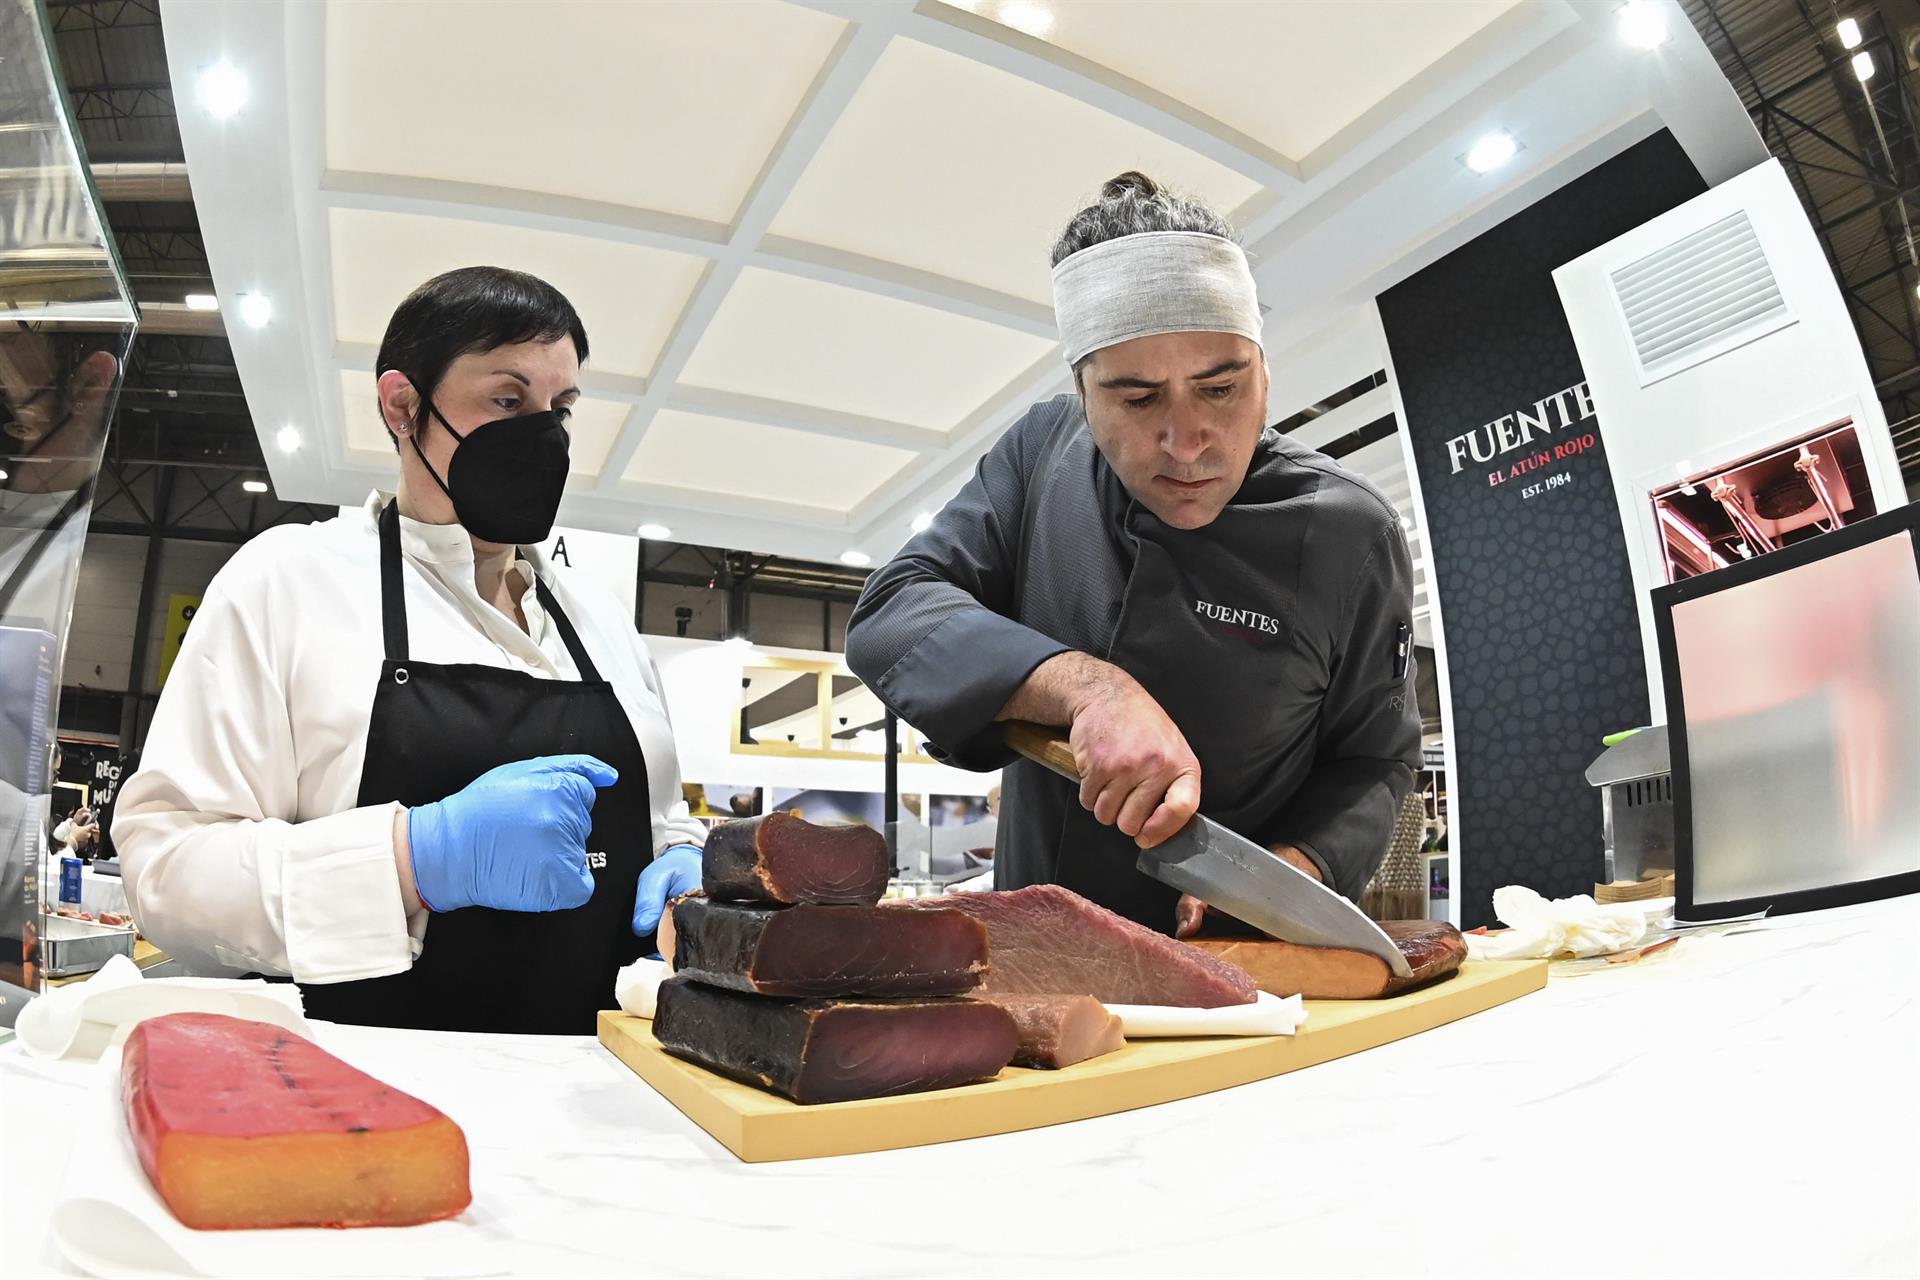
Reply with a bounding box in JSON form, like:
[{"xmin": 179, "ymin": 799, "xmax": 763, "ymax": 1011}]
[
  {"xmin": 1187, "ymin": 919, "xmax": 1468, "ymax": 999},
  {"xmin": 981, "ymin": 993, "xmax": 1125, "ymax": 1069}
]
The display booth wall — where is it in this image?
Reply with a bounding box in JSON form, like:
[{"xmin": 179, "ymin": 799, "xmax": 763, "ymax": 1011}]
[{"xmin": 1377, "ymin": 131, "xmax": 1706, "ymax": 927}]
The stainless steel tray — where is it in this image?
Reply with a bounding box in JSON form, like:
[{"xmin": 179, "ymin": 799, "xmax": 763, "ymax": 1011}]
[{"xmin": 42, "ymin": 914, "xmax": 137, "ymax": 978}]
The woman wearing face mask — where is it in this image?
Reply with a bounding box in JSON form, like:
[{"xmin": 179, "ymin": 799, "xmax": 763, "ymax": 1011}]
[{"xmin": 112, "ymin": 267, "xmax": 703, "ymax": 1034}]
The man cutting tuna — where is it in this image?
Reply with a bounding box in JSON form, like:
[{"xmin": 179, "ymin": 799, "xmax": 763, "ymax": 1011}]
[{"xmin": 846, "ymin": 172, "xmax": 1421, "ymax": 936}]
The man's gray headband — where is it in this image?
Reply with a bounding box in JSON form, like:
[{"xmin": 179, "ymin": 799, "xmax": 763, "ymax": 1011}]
[{"xmin": 1051, "ymin": 230, "xmax": 1263, "ymax": 366}]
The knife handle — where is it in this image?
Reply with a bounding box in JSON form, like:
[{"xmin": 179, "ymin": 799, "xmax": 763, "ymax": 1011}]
[{"xmin": 1002, "ymin": 721, "xmax": 1080, "ymax": 781}]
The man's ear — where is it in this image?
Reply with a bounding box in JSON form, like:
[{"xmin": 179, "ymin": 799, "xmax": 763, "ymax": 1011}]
[{"xmin": 375, "ymin": 369, "xmax": 420, "ymax": 435}]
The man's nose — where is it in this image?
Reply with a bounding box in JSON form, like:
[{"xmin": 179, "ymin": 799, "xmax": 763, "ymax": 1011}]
[{"xmin": 1161, "ymin": 402, "xmax": 1210, "ymax": 465}]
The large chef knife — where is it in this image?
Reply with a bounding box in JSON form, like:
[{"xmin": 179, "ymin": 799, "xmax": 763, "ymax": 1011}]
[{"xmin": 1003, "ymin": 721, "xmax": 1413, "ymax": 979}]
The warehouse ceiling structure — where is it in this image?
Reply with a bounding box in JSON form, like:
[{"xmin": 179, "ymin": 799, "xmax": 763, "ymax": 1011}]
[{"xmin": 156, "ymin": 0, "xmax": 1757, "ymax": 571}]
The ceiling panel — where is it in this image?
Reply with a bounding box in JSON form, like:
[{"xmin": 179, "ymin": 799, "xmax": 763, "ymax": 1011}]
[
  {"xmin": 768, "ymin": 35, "xmax": 1263, "ymax": 304},
  {"xmin": 338, "ymin": 369, "xmax": 629, "ymax": 478},
  {"xmin": 677, "ymin": 267, "xmax": 1056, "ymax": 432},
  {"xmin": 625, "ymin": 409, "xmax": 916, "ymax": 512},
  {"xmin": 325, "ymin": 0, "xmax": 846, "ymax": 225},
  {"xmin": 328, "ymin": 208, "xmax": 706, "ymax": 380},
  {"xmin": 981, "ymin": 0, "xmax": 1521, "ymax": 161}
]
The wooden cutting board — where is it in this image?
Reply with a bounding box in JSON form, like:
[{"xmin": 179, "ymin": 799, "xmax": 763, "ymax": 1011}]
[{"xmin": 598, "ymin": 958, "xmax": 1546, "ymax": 1162}]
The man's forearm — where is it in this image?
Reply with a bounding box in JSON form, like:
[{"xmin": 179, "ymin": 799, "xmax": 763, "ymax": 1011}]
[{"xmin": 997, "ymin": 650, "xmax": 1123, "ymax": 726}]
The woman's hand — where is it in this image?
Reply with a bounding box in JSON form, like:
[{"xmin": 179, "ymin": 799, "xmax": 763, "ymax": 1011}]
[{"xmin": 405, "ymin": 754, "xmax": 618, "ymax": 913}]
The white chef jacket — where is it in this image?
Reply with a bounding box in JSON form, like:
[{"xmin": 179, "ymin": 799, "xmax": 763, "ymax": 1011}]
[{"xmin": 113, "ymin": 492, "xmax": 706, "ymax": 984}]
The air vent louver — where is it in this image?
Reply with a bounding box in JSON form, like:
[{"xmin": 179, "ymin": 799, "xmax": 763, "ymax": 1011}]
[{"xmin": 1610, "ymin": 211, "xmax": 1791, "ymax": 384}]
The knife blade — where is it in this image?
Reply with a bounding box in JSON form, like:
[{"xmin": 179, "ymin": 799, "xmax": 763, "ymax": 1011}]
[{"xmin": 1002, "ymin": 721, "xmax": 1413, "ymax": 979}]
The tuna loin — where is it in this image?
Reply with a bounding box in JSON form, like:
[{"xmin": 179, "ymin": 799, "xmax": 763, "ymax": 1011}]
[
  {"xmin": 982, "ymin": 994, "xmax": 1125, "ymax": 1070},
  {"xmin": 703, "ymin": 813, "xmax": 888, "ymax": 906},
  {"xmin": 898, "ymin": 885, "xmax": 1256, "ymax": 1008},
  {"xmin": 1187, "ymin": 919, "xmax": 1468, "ymax": 999},
  {"xmin": 652, "ymin": 977, "xmax": 1017, "ymax": 1105},
  {"xmin": 671, "ymin": 896, "xmax": 988, "ymax": 998}
]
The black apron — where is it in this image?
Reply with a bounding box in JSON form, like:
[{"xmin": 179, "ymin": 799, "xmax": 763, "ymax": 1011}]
[{"xmin": 298, "ymin": 501, "xmax": 652, "ymax": 1034}]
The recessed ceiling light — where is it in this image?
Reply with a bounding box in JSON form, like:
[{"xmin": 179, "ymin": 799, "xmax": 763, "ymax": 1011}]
[
  {"xmin": 910, "ymin": 512, "xmax": 934, "ymax": 534},
  {"xmin": 236, "ymin": 293, "xmax": 272, "ymax": 328},
  {"xmin": 275, "ymin": 425, "xmax": 302, "ymax": 453},
  {"xmin": 840, "ymin": 550, "xmax": 872, "ymax": 568},
  {"xmin": 1853, "ymin": 50, "xmax": 1876, "ymax": 81},
  {"xmin": 242, "ymin": 479, "xmax": 269, "ymax": 494},
  {"xmin": 998, "ymin": 1, "xmax": 1054, "ymax": 37},
  {"xmin": 184, "ymin": 293, "xmax": 218, "ymax": 312},
  {"xmin": 637, "ymin": 522, "xmax": 672, "ymax": 540},
  {"xmin": 197, "ymin": 63, "xmax": 248, "ymax": 119},
  {"xmin": 0, "ymin": 469, "xmax": 8, "ymax": 481},
  {"xmin": 1617, "ymin": 1, "xmax": 1668, "ymax": 49},
  {"xmin": 1837, "ymin": 17, "xmax": 1863, "ymax": 48},
  {"xmin": 1464, "ymin": 132, "xmax": 1519, "ymax": 174}
]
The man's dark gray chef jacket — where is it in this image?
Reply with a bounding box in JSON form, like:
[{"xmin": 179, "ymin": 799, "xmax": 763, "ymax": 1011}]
[{"xmin": 846, "ymin": 394, "xmax": 1422, "ymax": 931}]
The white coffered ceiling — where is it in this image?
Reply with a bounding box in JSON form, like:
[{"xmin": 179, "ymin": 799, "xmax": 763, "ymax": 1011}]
[{"xmin": 162, "ymin": 0, "xmax": 1755, "ymax": 566}]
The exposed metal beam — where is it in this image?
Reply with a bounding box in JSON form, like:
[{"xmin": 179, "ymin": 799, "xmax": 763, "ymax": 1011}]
[{"xmin": 90, "ymin": 161, "xmax": 191, "ymax": 202}]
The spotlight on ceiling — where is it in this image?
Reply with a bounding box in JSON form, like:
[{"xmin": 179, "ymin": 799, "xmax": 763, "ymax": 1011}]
[
  {"xmin": 910, "ymin": 512, "xmax": 935, "ymax": 534},
  {"xmin": 1617, "ymin": 1, "xmax": 1669, "ymax": 49},
  {"xmin": 1464, "ymin": 132, "xmax": 1519, "ymax": 174},
  {"xmin": 637, "ymin": 523, "xmax": 672, "ymax": 541},
  {"xmin": 236, "ymin": 293, "xmax": 273, "ymax": 328},
  {"xmin": 184, "ymin": 293, "xmax": 219, "ymax": 312},
  {"xmin": 242, "ymin": 479, "xmax": 269, "ymax": 494},
  {"xmin": 840, "ymin": 550, "xmax": 873, "ymax": 568},
  {"xmin": 1854, "ymin": 50, "xmax": 1876, "ymax": 81},
  {"xmin": 197, "ymin": 63, "xmax": 248, "ymax": 119},
  {"xmin": 1837, "ymin": 17, "xmax": 1863, "ymax": 49},
  {"xmin": 999, "ymin": 1, "xmax": 1054, "ymax": 38},
  {"xmin": 275, "ymin": 426, "xmax": 303, "ymax": 454}
]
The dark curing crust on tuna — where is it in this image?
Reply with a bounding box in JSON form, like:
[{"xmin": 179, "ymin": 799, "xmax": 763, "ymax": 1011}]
[
  {"xmin": 702, "ymin": 813, "xmax": 889, "ymax": 906},
  {"xmin": 652, "ymin": 977, "xmax": 1018, "ymax": 1105},
  {"xmin": 671, "ymin": 896, "xmax": 989, "ymax": 998},
  {"xmin": 896, "ymin": 885, "xmax": 1257, "ymax": 1008}
]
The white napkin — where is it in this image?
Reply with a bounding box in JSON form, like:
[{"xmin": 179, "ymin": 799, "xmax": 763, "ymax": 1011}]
[
  {"xmin": 17, "ymin": 955, "xmax": 312, "ymax": 1061},
  {"xmin": 1104, "ymin": 991, "xmax": 1306, "ymax": 1037},
  {"xmin": 614, "ymin": 956, "xmax": 671, "ymax": 1018},
  {"xmin": 51, "ymin": 1048, "xmax": 505, "ymax": 1279},
  {"xmin": 615, "ymin": 956, "xmax": 1304, "ymax": 1037},
  {"xmin": 1464, "ymin": 885, "xmax": 1653, "ymax": 960}
]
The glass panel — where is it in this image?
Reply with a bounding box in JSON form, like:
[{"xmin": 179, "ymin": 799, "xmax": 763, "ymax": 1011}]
[
  {"xmin": 737, "ymin": 666, "xmax": 822, "ymax": 750},
  {"xmin": 826, "ymin": 673, "xmax": 887, "ymax": 754},
  {"xmin": 1650, "ymin": 424, "xmax": 1877, "ymax": 583},
  {"xmin": 1671, "ymin": 532, "xmax": 1920, "ymax": 905},
  {"xmin": 0, "ymin": 1, "xmax": 137, "ymax": 1024}
]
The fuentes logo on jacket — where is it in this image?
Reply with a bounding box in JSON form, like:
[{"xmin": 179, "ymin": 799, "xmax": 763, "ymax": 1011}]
[{"xmin": 1194, "ymin": 599, "xmax": 1281, "ymax": 636}]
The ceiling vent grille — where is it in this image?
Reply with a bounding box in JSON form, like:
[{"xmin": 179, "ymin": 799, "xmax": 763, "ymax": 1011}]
[{"xmin": 1609, "ymin": 210, "xmax": 1793, "ymax": 385}]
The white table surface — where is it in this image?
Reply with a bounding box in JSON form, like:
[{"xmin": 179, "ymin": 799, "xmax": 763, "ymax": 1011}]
[{"xmin": 5, "ymin": 894, "xmax": 1916, "ymax": 1278}]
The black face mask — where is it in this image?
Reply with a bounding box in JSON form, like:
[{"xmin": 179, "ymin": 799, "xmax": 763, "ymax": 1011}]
[{"xmin": 411, "ymin": 389, "xmax": 571, "ymax": 545}]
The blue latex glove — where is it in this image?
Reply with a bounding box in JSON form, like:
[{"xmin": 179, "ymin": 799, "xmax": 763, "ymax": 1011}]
[
  {"xmin": 632, "ymin": 844, "xmax": 702, "ymax": 937},
  {"xmin": 408, "ymin": 754, "xmax": 618, "ymax": 913}
]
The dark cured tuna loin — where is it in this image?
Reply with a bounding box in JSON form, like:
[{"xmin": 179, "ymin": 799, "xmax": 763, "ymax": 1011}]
[
  {"xmin": 672, "ymin": 896, "xmax": 988, "ymax": 998},
  {"xmin": 895, "ymin": 885, "xmax": 1257, "ymax": 1008},
  {"xmin": 652, "ymin": 977, "xmax": 1018, "ymax": 1105},
  {"xmin": 703, "ymin": 813, "xmax": 889, "ymax": 906}
]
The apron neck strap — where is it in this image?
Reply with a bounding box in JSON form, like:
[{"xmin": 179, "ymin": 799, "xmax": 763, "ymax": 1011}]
[
  {"xmin": 378, "ymin": 498, "xmax": 409, "ymax": 662},
  {"xmin": 378, "ymin": 498, "xmax": 603, "ymax": 682},
  {"xmin": 533, "ymin": 575, "xmax": 602, "ymax": 683}
]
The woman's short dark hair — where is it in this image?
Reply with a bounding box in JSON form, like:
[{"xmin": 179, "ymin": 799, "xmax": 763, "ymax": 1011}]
[
  {"xmin": 374, "ymin": 265, "xmax": 588, "ymax": 444},
  {"xmin": 1050, "ymin": 171, "xmax": 1237, "ymax": 268}
]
